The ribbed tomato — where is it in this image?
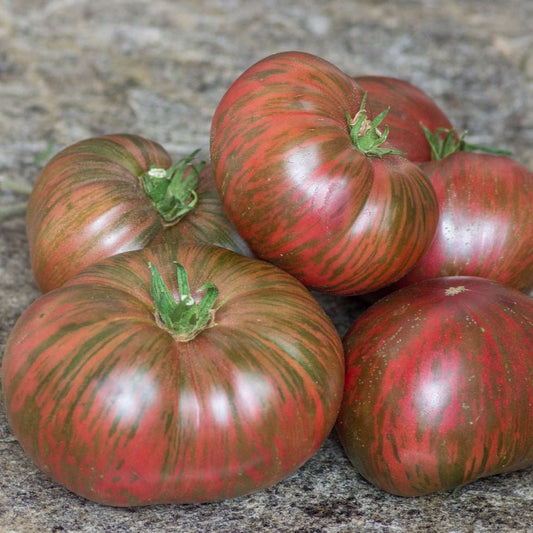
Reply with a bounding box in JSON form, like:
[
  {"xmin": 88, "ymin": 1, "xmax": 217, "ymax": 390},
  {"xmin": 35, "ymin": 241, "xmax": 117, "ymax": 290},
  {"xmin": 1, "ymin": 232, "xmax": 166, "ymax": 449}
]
[
  {"xmin": 336, "ymin": 276, "xmax": 533, "ymax": 496},
  {"xmin": 26, "ymin": 134, "xmax": 251, "ymax": 293},
  {"xmin": 394, "ymin": 150, "xmax": 533, "ymax": 293},
  {"xmin": 1, "ymin": 243, "xmax": 344, "ymax": 505},
  {"xmin": 354, "ymin": 75, "xmax": 453, "ymax": 162},
  {"xmin": 210, "ymin": 51, "xmax": 439, "ymax": 295}
]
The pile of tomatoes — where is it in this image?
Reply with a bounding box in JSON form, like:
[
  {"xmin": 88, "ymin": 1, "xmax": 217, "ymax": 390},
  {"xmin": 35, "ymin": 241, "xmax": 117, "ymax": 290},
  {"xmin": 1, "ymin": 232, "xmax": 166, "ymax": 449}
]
[{"xmin": 2, "ymin": 51, "xmax": 533, "ymax": 505}]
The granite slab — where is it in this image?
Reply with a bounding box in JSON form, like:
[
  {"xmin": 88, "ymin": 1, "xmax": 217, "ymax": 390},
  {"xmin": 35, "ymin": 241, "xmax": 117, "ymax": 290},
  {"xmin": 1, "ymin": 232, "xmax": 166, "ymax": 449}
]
[{"xmin": 1, "ymin": 1, "xmax": 533, "ymax": 531}]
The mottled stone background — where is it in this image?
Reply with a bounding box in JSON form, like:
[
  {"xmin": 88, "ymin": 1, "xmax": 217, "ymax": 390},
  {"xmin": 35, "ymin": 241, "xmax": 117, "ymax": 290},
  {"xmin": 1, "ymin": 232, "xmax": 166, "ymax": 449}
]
[{"xmin": 1, "ymin": 1, "xmax": 532, "ymax": 531}]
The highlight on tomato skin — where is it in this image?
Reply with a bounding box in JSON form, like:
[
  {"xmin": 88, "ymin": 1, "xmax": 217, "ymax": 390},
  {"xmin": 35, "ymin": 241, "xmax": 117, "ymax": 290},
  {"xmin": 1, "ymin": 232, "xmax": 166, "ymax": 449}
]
[
  {"xmin": 1, "ymin": 242, "xmax": 345, "ymax": 506},
  {"xmin": 336, "ymin": 276, "xmax": 533, "ymax": 497},
  {"xmin": 210, "ymin": 50, "xmax": 440, "ymax": 296}
]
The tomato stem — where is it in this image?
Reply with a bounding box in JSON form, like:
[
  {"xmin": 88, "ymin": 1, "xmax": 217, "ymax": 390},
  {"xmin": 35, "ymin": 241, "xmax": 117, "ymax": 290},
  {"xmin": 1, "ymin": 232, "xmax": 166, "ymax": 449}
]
[
  {"xmin": 347, "ymin": 93, "xmax": 405, "ymax": 157},
  {"xmin": 149, "ymin": 261, "xmax": 219, "ymax": 341},
  {"xmin": 141, "ymin": 150, "xmax": 205, "ymax": 225},
  {"xmin": 421, "ymin": 125, "xmax": 512, "ymax": 160}
]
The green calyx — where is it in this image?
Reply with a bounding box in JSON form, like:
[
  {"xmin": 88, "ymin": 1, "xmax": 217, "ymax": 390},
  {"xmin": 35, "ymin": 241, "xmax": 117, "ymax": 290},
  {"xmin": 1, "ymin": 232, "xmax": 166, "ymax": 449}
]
[
  {"xmin": 347, "ymin": 92, "xmax": 405, "ymax": 158},
  {"xmin": 149, "ymin": 261, "xmax": 219, "ymax": 341},
  {"xmin": 421, "ymin": 125, "xmax": 512, "ymax": 161},
  {"xmin": 141, "ymin": 150, "xmax": 205, "ymax": 225}
]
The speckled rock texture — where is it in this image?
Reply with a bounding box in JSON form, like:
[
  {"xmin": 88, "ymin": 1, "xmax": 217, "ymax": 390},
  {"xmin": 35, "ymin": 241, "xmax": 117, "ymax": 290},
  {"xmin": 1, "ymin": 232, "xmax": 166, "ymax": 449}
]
[{"xmin": 1, "ymin": 1, "xmax": 533, "ymax": 531}]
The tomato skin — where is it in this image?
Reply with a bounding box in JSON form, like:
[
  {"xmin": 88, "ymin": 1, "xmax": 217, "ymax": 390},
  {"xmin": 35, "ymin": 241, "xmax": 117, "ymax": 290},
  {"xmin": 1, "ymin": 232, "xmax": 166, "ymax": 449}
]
[
  {"xmin": 336, "ymin": 276, "xmax": 533, "ymax": 496},
  {"xmin": 394, "ymin": 152, "xmax": 533, "ymax": 292},
  {"xmin": 354, "ymin": 75, "xmax": 453, "ymax": 162},
  {"xmin": 26, "ymin": 134, "xmax": 251, "ymax": 293},
  {"xmin": 210, "ymin": 51, "xmax": 439, "ymax": 295},
  {"xmin": 2, "ymin": 243, "xmax": 344, "ymax": 506}
]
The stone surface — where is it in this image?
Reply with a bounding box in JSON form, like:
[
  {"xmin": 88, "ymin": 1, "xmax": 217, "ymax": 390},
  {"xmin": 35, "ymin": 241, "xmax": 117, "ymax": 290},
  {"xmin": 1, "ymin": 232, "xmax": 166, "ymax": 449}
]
[{"xmin": 1, "ymin": 0, "xmax": 533, "ymax": 531}]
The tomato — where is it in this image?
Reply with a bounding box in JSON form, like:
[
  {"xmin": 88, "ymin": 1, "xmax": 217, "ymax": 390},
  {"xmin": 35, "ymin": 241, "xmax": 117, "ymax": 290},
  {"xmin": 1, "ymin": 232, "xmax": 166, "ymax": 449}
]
[
  {"xmin": 26, "ymin": 134, "xmax": 252, "ymax": 293},
  {"xmin": 210, "ymin": 51, "xmax": 439, "ymax": 295},
  {"xmin": 393, "ymin": 150, "xmax": 533, "ymax": 293},
  {"xmin": 336, "ymin": 276, "xmax": 533, "ymax": 496},
  {"xmin": 2, "ymin": 243, "xmax": 344, "ymax": 506},
  {"xmin": 354, "ymin": 75, "xmax": 453, "ymax": 162}
]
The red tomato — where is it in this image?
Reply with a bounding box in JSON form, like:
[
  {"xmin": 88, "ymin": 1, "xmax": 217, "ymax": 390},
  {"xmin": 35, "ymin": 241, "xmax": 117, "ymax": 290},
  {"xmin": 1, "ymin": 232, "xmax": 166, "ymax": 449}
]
[
  {"xmin": 2, "ymin": 243, "xmax": 344, "ymax": 505},
  {"xmin": 394, "ymin": 151, "xmax": 533, "ymax": 293},
  {"xmin": 354, "ymin": 75, "xmax": 453, "ymax": 162},
  {"xmin": 210, "ymin": 51, "xmax": 439, "ymax": 295},
  {"xmin": 26, "ymin": 134, "xmax": 251, "ymax": 293},
  {"xmin": 336, "ymin": 276, "xmax": 533, "ymax": 496}
]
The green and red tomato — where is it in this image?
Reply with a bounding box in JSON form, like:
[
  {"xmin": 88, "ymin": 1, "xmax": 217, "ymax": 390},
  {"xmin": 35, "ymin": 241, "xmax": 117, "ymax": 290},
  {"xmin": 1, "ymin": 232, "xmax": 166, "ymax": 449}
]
[
  {"xmin": 393, "ymin": 135, "xmax": 533, "ymax": 293},
  {"xmin": 2, "ymin": 243, "xmax": 344, "ymax": 505},
  {"xmin": 210, "ymin": 51, "xmax": 439, "ymax": 295},
  {"xmin": 336, "ymin": 276, "xmax": 533, "ymax": 496},
  {"xmin": 26, "ymin": 133, "xmax": 251, "ymax": 293}
]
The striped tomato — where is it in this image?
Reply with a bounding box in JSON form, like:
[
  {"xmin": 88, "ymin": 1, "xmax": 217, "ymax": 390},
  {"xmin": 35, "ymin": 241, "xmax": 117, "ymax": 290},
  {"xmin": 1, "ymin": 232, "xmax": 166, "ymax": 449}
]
[
  {"xmin": 394, "ymin": 149, "xmax": 533, "ymax": 293},
  {"xmin": 336, "ymin": 276, "xmax": 533, "ymax": 496},
  {"xmin": 210, "ymin": 51, "xmax": 439, "ymax": 295},
  {"xmin": 2, "ymin": 243, "xmax": 344, "ymax": 506},
  {"xmin": 354, "ymin": 75, "xmax": 453, "ymax": 162},
  {"xmin": 26, "ymin": 134, "xmax": 251, "ymax": 293}
]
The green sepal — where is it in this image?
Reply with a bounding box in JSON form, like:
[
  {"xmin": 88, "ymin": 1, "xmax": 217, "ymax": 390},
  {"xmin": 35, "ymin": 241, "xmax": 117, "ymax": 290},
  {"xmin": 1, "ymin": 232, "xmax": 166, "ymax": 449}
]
[
  {"xmin": 347, "ymin": 92, "xmax": 405, "ymax": 158},
  {"xmin": 149, "ymin": 261, "xmax": 219, "ymax": 340},
  {"xmin": 421, "ymin": 125, "xmax": 512, "ymax": 161},
  {"xmin": 141, "ymin": 150, "xmax": 205, "ymax": 225}
]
